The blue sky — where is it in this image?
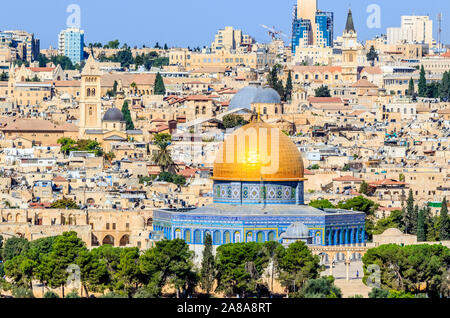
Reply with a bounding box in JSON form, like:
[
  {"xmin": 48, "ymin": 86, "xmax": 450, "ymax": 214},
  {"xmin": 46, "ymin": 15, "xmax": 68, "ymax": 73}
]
[{"xmin": 0, "ymin": 0, "xmax": 448, "ymax": 48}]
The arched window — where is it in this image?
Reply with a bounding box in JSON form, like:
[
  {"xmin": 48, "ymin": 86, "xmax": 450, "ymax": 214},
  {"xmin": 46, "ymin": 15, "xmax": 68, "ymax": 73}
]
[
  {"xmin": 268, "ymin": 231, "xmax": 275, "ymax": 241},
  {"xmin": 274, "ymin": 107, "xmax": 278, "ymax": 114},
  {"xmin": 256, "ymin": 232, "xmax": 264, "ymax": 243},
  {"xmin": 246, "ymin": 231, "xmax": 253, "ymax": 242},
  {"xmin": 87, "ymin": 88, "xmax": 91, "ymax": 97},
  {"xmin": 92, "ymin": 88, "xmax": 96, "ymax": 96},
  {"xmin": 175, "ymin": 229, "xmax": 182, "ymax": 239},
  {"xmin": 224, "ymin": 231, "xmax": 231, "ymax": 244},
  {"xmin": 234, "ymin": 231, "xmax": 241, "ymax": 243},
  {"xmin": 213, "ymin": 231, "xmax": 221, "ymax": 245},
  {"xmin": 185, "ymin": 230, "xmax": 191, "ymax": 243},
  {"xmin": 202, "ymin": 106, "xmax": 206, "ymax": 115},
  {"xmin": 194, "ymin": 230, "xmax": 201, "ymax": 244}
]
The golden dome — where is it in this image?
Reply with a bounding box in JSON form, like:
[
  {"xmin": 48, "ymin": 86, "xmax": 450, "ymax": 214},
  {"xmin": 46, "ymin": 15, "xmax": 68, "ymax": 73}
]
[{"xmin": 213, "ymin": 122, "xmax": 305, "ymax": 182}]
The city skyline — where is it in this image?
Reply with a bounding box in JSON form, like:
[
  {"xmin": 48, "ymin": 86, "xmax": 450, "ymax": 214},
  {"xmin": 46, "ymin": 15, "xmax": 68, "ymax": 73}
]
[{"xmin": 0, "ymin": 0, "xmax": 448, "ymax": 49}]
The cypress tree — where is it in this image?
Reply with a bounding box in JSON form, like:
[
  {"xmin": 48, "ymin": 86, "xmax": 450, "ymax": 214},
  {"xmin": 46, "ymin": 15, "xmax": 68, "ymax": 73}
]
[
  {"xmin": 285, "ymin": 70, "xmax": 293, "ymax": 101},
  {"xmin": 417, "ymin": 208, "xmax": 426, "ymax": 242},
  {"xmin": 408, "ymin": 78, "xmax": 415, "ymax": 96},
  {"xmin": 121, "ymin": 101, "xmax": 135, "ymax": 131},
  {"xmin": 403, "ymin": 189, "xmax": 415, "ymax": 234},
  {"xmin": 439, "ymin": 198, "xmax": 450, "ymax": 241},
  {"xmin": 200, "ymin": 233, "xmax": 215, "ymax": 296},
  {"xmin": 154, "ymin": 72, "xmax": 166, "ymax": 95},
  {"xmin": 418, "ymin": 65, "xmax": 427, "ymax": 97},
  {"xmin": 439, "ymin": 71, "xmax": 450, "ymax": 101}
]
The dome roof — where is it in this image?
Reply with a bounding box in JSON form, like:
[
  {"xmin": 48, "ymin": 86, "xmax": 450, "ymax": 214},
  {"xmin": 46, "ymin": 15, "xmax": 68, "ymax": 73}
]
[
  {"xmin": 229, "ymin": 86, "xmax": 262, "ymax": 110},
  {"xmin": 229, "ymin": 86, "xmax": 281, "ymax": 110},
  {"xmin": 381, "ymin": 228, "xmax": 404, "ymax": 236},
  {"xmin": 282, "ymin": 222, "xmax": 310, "ymax": 238},
  {"xmin": 213, "ymin": 122, "xmax": 305, "ymax": 181},
  {"xmin": 252, "ymin": 88, "xmax": 281, "ymax": 104},
  {"xmin": 103, "ymin": 108, "xmax": 124, "ymax": 122}
]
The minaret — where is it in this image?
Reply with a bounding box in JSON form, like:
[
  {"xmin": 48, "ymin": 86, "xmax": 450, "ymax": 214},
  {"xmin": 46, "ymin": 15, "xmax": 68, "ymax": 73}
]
[
  {"xmin": 341, "ymin": 9, "xmax": 358, "ymax": 83},
  {"xmin": 79, "ymin": 54, "xmax": 102, "ymax": 138}
]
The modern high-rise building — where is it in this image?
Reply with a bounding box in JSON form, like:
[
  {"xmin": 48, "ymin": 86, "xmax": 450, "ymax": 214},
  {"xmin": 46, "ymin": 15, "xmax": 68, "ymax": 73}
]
[
  {"xmin": 387, "ymin": 15, "xmax": 433, "ymax": 47},
  {"xmin": 0, "ymin": 30, "xmax": 40, "ymax": 62},
  {"xmin": 316, "ymin": 11, "xmax": 334, "ymax": 48},
  {"xmin": 292, "ymin": 0, "xmax": 333, "ymax": 53},
  {"xmin": 58, "ymin": 27, "xmax": 85, "ymax": 65}
]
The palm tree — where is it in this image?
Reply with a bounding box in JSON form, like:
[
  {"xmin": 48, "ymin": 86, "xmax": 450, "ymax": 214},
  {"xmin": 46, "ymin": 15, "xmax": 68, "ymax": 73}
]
[{"xmin": 151, "ymin": 133, "xmax": 174, "ymax": 172}]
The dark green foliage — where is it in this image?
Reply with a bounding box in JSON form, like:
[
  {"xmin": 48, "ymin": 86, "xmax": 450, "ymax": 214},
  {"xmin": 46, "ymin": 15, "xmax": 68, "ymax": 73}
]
[
  {"xmin": 277, "ymin": 241, "xmax": 321, "ymax": 294},
  {"xmin": 369, "ymin": 287, "xmax": 390, "ymax": 298},
  {"xmin": 114, "ymin": 248, "xmax": 143, "ymax": 297},
  {"xmin": 215, "ymin": 242, "xmax": 271, "ymax": 297},
  {"xmin": 417, "ymin": 208, "xmax": 426, "ymax": 242},
  {"xmin": 43, "ymin": 291, "xmax": 59, "ymax": 298},
  {"xmin": 439, "ymin": 198, "xmax": 450, "ymax": 241},
  {"xmin": 2, "ymin": 236, "xmax": 30, "ymax": 262},
  {"xmin": 267, "ymin": 65, "xmax": 284, "ymax": 100},
  {"xmin": 158, "ymin": 172, "xmax": 186, "ymax": 186},
  {"xmin": 314, "ymin": 85, "xmax": 331, "ymax": 97},
  {"xmin": 12, "ymin": 286, "xmax": 34, "ymax": 298},
  {"xmin": 366, "ymin": 46, "xmax": 378, "ymax": 66},
  {"xmin": 362, "ymin": 244, "xmax": 450, "ymax": 298},
  {"xmin": 50, "ymin": 198, "xmax": 79, "ymax": 210},
  {"xmin": 0, "ymin": 71, "xmax": 9, "ymax": 81},
  {"xmin": 200, "ymin": 233, "xmax": 215, "ymax": 295},
  {"xmin": 408, "ymin": 78, "xmax": 415, "ymax": 96},
  {"xmin": 65, "ymin": 290, "xmax": 81, "ymax": 298},
  {"xmin": 359, "ymin": 181, "xmax": 370, "ymax": 195},
  {"xmin": 152, "ymin": 133, "xmax": 173, "ymax": 172},
  {"xmin": 104, "ymin": 40, "xmax": 120, "ymax": 49},
  {"xmin": 403, "ymin": 190, "xmax": 416, "ymax": 234},
  {"xmin": 337, "ymin": 196, "xmax": 378, "ymax": 217},
  {"xmin": 154, "ymin": 72, "xmax": 166, "ymax": 95},
  {"xmin": 439, "ymin": 71, "xmax": 450, "ymax": 100},
  {"xmin": 418, "ymin": 65, "xmax": 427, "ymax": 97},
  {"xmin": 121, "ymin": 101, "xmax": 135, "ymax": 131},
  {"xmin": 222, "ymin": 114, "xmax": 248, "ymax": 129},
  {"xmin": 309, "ymin": 199, "xmax": 335, "ymax": 209},
  {"xmin": 285, "ymin": 70, "xmax": 293, "ymax": 101},
  {"xmin": 297, "ymin": 276, "xmax": 342, "ymax": 298},
  {"xmin": 373, "ymin": 210, "xmax": 403, "ymax": 235},
  {"xmin": 139, "ymin": 239, "xmax": 197, "ymax": 298},
  {"xmin": 57, "ymin": 137, "xmax": 103, "ymax": 157}
]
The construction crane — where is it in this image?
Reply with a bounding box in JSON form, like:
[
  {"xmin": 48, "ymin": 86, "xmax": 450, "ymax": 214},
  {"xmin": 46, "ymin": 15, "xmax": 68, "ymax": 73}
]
[{"xmin": 260, "ymin": 25, "xmax": 288, "ymax": 41}]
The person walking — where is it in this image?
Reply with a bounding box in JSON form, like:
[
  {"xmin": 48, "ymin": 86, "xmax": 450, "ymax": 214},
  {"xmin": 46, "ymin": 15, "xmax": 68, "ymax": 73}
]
[{"xmin": 356, "ymin": 270, "xmax": 359, "ymax": 278}]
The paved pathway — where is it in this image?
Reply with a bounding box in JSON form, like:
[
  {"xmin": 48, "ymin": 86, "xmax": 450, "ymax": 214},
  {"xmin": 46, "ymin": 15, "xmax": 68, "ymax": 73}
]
[{"xmin": 321, "ymin": 261, "xmax": 371, "ymax": 298}]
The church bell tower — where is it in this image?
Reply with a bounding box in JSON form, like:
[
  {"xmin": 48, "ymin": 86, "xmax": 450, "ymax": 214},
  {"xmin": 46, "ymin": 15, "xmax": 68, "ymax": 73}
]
[
  {"xmin": 342, "ymin": 9, "xmax": 358, "ymax": 83},
  {"xmin": 79, "ymin": 54, "xmax": 102, "ymax": 138}
]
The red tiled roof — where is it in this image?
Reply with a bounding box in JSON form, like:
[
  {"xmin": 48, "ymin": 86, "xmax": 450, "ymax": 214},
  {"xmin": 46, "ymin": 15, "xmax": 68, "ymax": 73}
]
[
  {"xmin": 177, "ymin": 168, "xmax": 197, "ymax": 178},
  {"xmin": 52, "ymin": 176, "xmax": 68, "ymax": 183},
  {"xmin": 28, "ymin": 67, "xmax": 55, "ymax": 72}
]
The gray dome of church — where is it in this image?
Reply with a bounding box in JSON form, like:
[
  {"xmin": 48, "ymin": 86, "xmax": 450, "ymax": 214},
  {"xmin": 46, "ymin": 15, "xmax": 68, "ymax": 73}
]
[
  {"xmin": 252, "ymin": 87, "xmax": 281, "ymax": 104},
  {"xmin": 229, "ymin": 86, "xmax": 281, "ymax": 110},
  {"xmin": 283, "ymin": 222, "xmax": 311, "ymax": 238},
  {"xmin": 228, "ymin": 86, "xmax": 261, "ymax": 110},
  {"xmin": 103, "ymin": 108, "xmax": 124, "ymax": 122}
]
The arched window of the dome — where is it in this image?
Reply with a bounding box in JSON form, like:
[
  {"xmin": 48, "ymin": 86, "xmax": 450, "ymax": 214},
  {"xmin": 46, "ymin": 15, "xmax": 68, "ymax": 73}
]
[
  {"xmin": 213, "ymin": 231, "xmax": 221, "ymax": 245},
  {"xmin": 194, "ymin": 230, "xmax": 201, "ymax": 244},
  {"xmin": 234, "ymin": 231, "xmax": 241, "ymax": 243},
  {"xmin": 267, "ymin": 231, "xmax": 276, "ymax": 242},
  {"xmin": 246, "ymin": 231, "xmax": 253, "ymax": 243},
  {"xmin": 256, "ymin": 232, "xmax": 265, "ymax": 243},
  {"xmin": 224, "ymin": 231, "xmax": 231, "ymax": 244},
  {"xmin": 184, "ymin": 229, "xmax": 191, "ymax": 243}
]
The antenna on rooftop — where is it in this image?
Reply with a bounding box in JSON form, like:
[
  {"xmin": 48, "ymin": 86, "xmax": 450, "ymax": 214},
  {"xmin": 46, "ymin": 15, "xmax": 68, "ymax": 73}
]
[{"xmin": 437, "ymin": 13, "xmax": 442, "ymax": 56}]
